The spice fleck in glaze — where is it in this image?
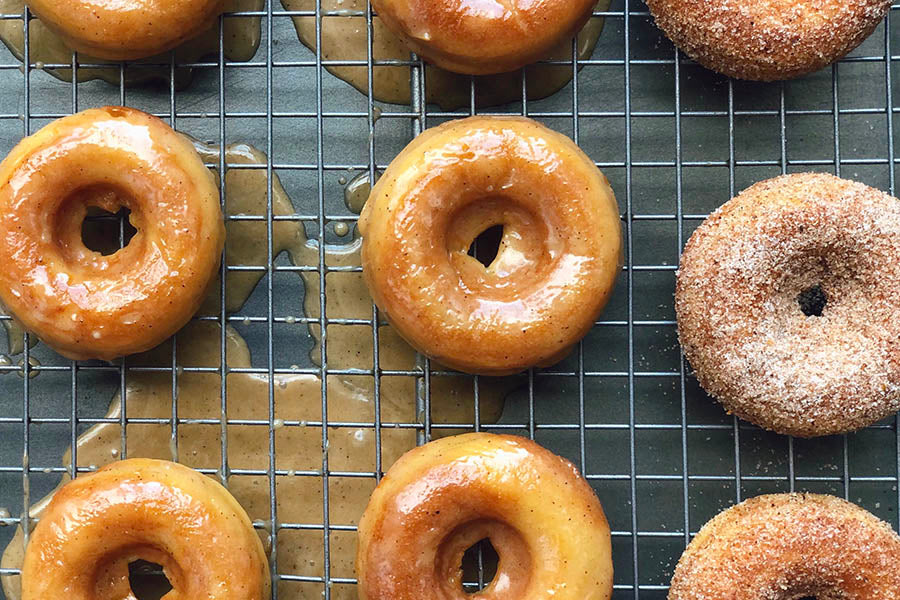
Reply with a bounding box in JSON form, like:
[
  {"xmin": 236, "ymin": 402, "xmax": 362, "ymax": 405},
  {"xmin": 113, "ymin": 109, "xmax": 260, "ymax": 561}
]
[
  {"xmin": 356, "ymin": 433, "xmax": 613, "ymax": 600},
  {"xmin": 646, "ymin": 0, "xmax": 891, "ymax": 81},
  {"xmin": 0, "ymin": 107, "xmax": 225, "ymax": 361},
  {"xmin": 21, "ymin": 458, "xmax": 270, "ymax": 600},
  {"xmin": 371, "ymin": 0, "xmax": 597, "ymax": 75},
  {"xmin": 25, "ymin": 0, "xmax": 225, "ymax": 60},
  {"xmin": 668, "ymin": 494, "xmax": 900, "ymax": 599},
  {"xmin": 359, "ymin": 116, "xmax": 622, "ymax": 376}
]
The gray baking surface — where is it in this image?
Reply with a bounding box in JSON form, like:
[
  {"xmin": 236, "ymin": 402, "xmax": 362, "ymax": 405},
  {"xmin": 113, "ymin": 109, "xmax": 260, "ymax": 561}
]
[{"xmin": 1, "ymin": 2, "xmax": 899, "ymax": 599}]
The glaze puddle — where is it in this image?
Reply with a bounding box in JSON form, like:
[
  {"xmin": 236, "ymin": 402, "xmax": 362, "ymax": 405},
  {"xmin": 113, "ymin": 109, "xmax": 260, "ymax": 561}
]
[
  {"xmin": 0, "ymin": 0, "xmax": 262, "ymax": 87},
  {"xmin": 281, "ymin": 0, "xmax": 611, "ymax": 109},
  {"xmin": 0, "ymin": 139, "xmax": 511, "ymax": 599}
]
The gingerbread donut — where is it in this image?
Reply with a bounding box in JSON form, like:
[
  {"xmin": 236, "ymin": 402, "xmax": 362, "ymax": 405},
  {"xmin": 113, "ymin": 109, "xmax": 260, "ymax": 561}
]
[
  {"xmin": 356, "ymin": 433, "xmax": 613, "ymax": 600},
  {"xmin": 0, "ymin": 107, "xmax": 224, "ymax": 361},
  {"xmin": 26, "ymin": 0, "xmax": 224, "ymax": 60},
  {"xmin": 372, "ymin": 0, "xmax": 597, "ymax": 75},
  {"xmin": 359, "ymin": 116, "xmax": 622, "ymax": 375},
  {"xmin": 676, "ymin": 173, "xmax": 900, "ymax": 437},
  {"xmin": 646, "ymin": 0, "xmax": 891, "ymax": 81},
  {"xmin": 22, "ymin": 458, "xmax": 270, "ymax": 600},
  {"xmin": 669, "ymin": 493, "xmax": 900, "ymax": 599}
]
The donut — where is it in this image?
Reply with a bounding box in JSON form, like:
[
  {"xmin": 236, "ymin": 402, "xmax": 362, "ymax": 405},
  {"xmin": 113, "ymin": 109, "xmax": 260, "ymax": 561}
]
[
  {"xmin": 26, "ymin": 0, "xmax": 224, "ymax": 60},
  {"xmin": 356, "ymin": 433, "xmax": 613, "ymax": 600},
  {"xmin": 0, "ymin": 107, "xmax": 224, "ymax": 361},
  {"xmin": 669, "ymin": 493, "xmax": 900, "ymax": 599},
  {"xmin": 645, "ymin": 0, "xmax": 891, "ymax": 81},
  {"xmin": 359, "ymin": 116, "xmax": 622, "ymax": 375},
  {"xmin": 21, "ymin": 458, "xmax": 270, "ymax": 600},
  {"xmin": 371, "ymin": 0, "xmax": 597, "ymax": 75},
  {"xmin": 675, "ymin": 173, "xmax": 900, "ymax": 437}
]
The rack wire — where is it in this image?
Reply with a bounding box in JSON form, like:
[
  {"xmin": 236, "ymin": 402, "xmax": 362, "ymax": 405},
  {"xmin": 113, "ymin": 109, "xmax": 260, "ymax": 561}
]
[{"xmin": 1, "ymin": 1, "xmax": 899, "ymax": 599}]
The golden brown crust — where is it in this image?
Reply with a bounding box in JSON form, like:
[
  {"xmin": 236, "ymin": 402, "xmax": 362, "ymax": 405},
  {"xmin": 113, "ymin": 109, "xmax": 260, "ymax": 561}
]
[
  {"xmin": 359, "ymin": 116, "xmax": 622, "ymax": 375},
  {"xmin": 26, "ymin": 0, "xmax": 224, "ymax": 60},
  {"xmin": 646, "ymin": 0, "xmax": 891, "ymax": 81},
  {"xmin": 669, "ymin": 493, "xmax": 900, "ymax": 599},
  {"xmin": 0, "ymin": 107, "xmax": 225, "ymax": 360},
  {"xmin": 356, "ymin": 433, "xmax": 613, "ymax": 600},
  {"xmin": 675, "ymin": 173, "xmax": 900, "ymax": 437},
  {"xmin": 372, "ymin": 0, "xmax": 596, "ymax": 75},
  {"xmin": 21, "ymin": 458, "xmax": 270, "ymax": 600}
]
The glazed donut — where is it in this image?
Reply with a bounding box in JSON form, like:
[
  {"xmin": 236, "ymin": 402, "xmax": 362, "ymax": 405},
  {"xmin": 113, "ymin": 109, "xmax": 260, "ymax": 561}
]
[
  {"xmin": 372, "ymin": 0, "xmax": 596, "ymax": 75},
  {"xmin": 669, "ymin": 493, "xmax": 900, "ymax": 599},
  {"xmin": 356, "ymin": 433, "xmax": 613, "ymax": 600},
  {"xmin": 0, "ymin": 107, "xmax": 224, "ymax": 361},
  {"xmin": 645, "ymin": 0, "xmax": 891, "ymax": 81},
  {"xmin": 21, "ymin": 458, "xmax": 270, "ymax": 600},
  {"xmin": 26, "ymin": 0, "xmax": 225, "ymax": 60},
  {"xmin": 675, "ymin": 173, "xmax": 900, "ymax": 437},
  {"xmin": 359, "ymin": 116, "xmax": 622, "ymax": 375}
]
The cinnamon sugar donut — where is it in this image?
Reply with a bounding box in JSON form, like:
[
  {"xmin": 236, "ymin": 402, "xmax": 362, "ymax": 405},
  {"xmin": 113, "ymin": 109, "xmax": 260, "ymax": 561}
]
[
  {"xmin": 22, "ymin": 458, "xmax": 269, "ymax": 600},
  {"xmin": 372, "ymin": 0, "xmax": 597, "ymax": 75},
  {"xmin": 356, "ymin": 433, "xmax": 613, "ymax": 600},
  {"xmin": 0, "ymin": 107, "xmax": 224, "ymax": 361},
  {"xmin": 669, "ymin": 493, "xmax": 900, "ymax": 599},
  {"xmin": 646, "ymin": 0, "xmax": 891, "ymax": 81},
  {"xmin": 675, "ymin": 173, "xmax": 900, "ymax": 437},
  {"xmin": 26, "ymin": 0, "xmax": 224, "ymax": 60},
  {"xmin": 359, "ymin": 116, "xmax": 622, "ymax": 376}
]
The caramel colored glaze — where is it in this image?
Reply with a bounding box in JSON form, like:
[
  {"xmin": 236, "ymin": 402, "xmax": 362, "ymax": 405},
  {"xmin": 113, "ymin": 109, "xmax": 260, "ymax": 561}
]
[
  {"xmin": 1, "ymin": 139, "xmax": 509, "ymax": 600},
  {"xmin": 25, "ymin": 0, "xmax": 223, "ymax": 61},
  {"xmin": 675, "ymin": 173, "xmax": 900, "ymax": 437},
  {"xmin": 0, "ymin": 0, "xmax": 262, "ymax": 87},
  {"xmin": 280, "ymin": 0, "xmax": 610, "ymax": 109},
  {"xmin": 356, "ymin": 433, "xmax": 613, "ymax": 600},
  {"xmin": 359, "ymin": 116, "xmax": 622, "ymax": 375},
  {"xmin": 0, "ymin": 107, "xmax": 225, "ymax": 361},
  {"xmin": 646, "ymin": 0, "xmax": 890, "ymax": 81},
  {"xmin": 22, "ymin": 459, "xmax": 270, "ymax": 600},
  {"xmin": 372, "ymin": 0, "xmax": 595, "ymax": 75},
  {"xmin": 668, "ymin": 494, "xmax": 900, "ymax": 599}
]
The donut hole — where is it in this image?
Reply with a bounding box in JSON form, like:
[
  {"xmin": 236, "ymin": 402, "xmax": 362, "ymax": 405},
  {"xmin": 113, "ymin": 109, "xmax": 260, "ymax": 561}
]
[
  {"xmin": 82, "ymin": 206, "xmax": 138, "ymax": 256},
  {"xmin": 797, "ymin": 284, "xmax": 827, "ymax": 317},
  {"xmin": 128, "ymin": 560, "xmax": 173, "ymax": 600},
  {"xmin": 467, "ymin": 225, "xmax": 504, "ymax": 268},
  {"xmin": 460, "ymin": 538, "xmax": 500, "ymax": 593}
]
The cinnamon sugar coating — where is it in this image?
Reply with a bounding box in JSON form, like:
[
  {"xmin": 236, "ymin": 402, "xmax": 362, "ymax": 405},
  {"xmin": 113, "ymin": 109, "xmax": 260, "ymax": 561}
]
[
  {"xmin": 646, "ymin": 0, "xmax": 891, "ymax": 81},
  {"xmin": 669, "ymin": 494, "xmax": 900, "ymax": 599},
  {"xmin": 675, "ymin": 173, "xmax": 900, "ymax": 437}
]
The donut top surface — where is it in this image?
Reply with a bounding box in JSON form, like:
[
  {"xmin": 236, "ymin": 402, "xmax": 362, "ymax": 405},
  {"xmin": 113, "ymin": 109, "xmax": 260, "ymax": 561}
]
[
  {"xmin": 26, "ymin": 0, "xmax": 224, "ymax": 60},
  {"xmin": 371, "ymin": 0, "xmax": 597, "ymax": 74},
  {"xmin": 669, "ymin": 493, "xmax": 900, "ymax": 599},
  {"xmin": 675, "ymin": 173, "xmax": 900, "ymax": 436},
  {"xmin": 646, "ymin": 0, "xmax": 891, "ymax": 80}
]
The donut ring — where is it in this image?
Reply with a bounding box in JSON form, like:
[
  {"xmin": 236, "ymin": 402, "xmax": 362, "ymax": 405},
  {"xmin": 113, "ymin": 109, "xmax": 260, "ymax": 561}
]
[
  {"xmin": 21, "ymin": 458, "xmax": 270, "ymax": 600},
  {"xmin": 675, "ymin": 173, "xmax": 900, "ymax": 437},
  {"xmin": 645, "ymin": 0, "xmax": 891, "ymax": 81},
  {"xmin": 356, "ymin": 433, "xmax": 613, "ymax": 600},
  {"xmin": 26, "ymin": 0, "xmax": 225, "ymax": 60},
  {"xmin": 359, "ymin": 116, "xmax": 622, "ymax": 375},
  {"xmin": 372, "ymin": 0, "xmax": 597, "ymax": 75},
  {"xmin": 669, "ymin": 493, "xmax": 900, "ymax": 599},
  {"xmin": 0, "ymin": 107, "xmax": 224, "ymax": 361}
]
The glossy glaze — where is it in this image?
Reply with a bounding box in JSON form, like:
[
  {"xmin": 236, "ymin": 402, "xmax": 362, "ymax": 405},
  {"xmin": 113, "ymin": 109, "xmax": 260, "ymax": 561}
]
[
  {"xmin": 359, "ymin": 116, "xmax": 622, "ymax": 375},
  {"xmin": 0, "ymin": 107, "xmax": 224, "ymax": 360},
  {"xmin": 372, "ymin": 0, "xmax": 596, "ymax": 74},
  {"xmin": 21, "ymin": 458, "xmax": 269, "ymax": 600},
  {"xmin": 26, "ymin": 0, "xmax": 224, "ymax": 60},
  {"xmin": 356, "ymin": 433, "xmax": 613, "ymax": 600}
]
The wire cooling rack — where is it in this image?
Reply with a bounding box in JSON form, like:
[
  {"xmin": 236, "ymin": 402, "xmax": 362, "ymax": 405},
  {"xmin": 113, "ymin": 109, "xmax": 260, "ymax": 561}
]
[{"xmin": 1, "ymin": 1, "xmax": 900, "ymax": 599}]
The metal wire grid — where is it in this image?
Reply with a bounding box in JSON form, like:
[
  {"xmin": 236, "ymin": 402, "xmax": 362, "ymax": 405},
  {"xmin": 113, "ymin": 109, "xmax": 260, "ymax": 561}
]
[{"xmin": 0, "ymin": 1, "xmax": 898, "ymax": 599}]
